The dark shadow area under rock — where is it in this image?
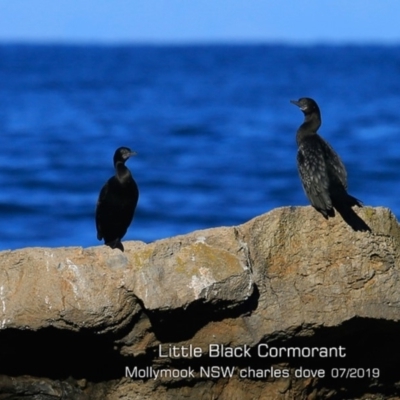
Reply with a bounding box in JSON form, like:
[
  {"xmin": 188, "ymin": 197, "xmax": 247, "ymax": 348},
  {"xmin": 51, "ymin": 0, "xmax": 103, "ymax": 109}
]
[
  {"xmin": 247, "ymin": 317, "xmax": 400, "ymax": 399},
  {"xmin": 1, "ymin": 317, "xmax": 400, "ymax": 399},
  {"xmin": 0, "ymin": 327, "xmax": 129, "ymax": 382},
  {"xmin": 147, "ymin": 283, "xmax": 260, "ymax": 343}
]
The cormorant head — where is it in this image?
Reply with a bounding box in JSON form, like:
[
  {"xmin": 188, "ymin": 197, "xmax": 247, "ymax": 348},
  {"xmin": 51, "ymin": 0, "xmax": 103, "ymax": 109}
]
[
  {"xmin": 113, "ymin": 147, "xmax": 137, "ymax": 165},
  {"xmin": 290, "ymin": 98, "xmax": 320, "ymax": 116}
]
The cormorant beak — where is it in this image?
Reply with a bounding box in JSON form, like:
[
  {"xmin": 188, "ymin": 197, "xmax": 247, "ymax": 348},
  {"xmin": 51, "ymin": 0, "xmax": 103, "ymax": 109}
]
[
  {"xmin": 290, "ymin": 100, "xmax": 306, "ymax": 111},
  {"xmin": 122, "ymin": 151, "xmax": 137, "ymax": 161}
]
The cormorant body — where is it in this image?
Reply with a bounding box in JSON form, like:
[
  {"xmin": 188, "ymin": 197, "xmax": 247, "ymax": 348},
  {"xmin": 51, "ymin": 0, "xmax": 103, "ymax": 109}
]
[
  {"xmin": 96, "ymin": 147, "xmax": 139, "ymax": 251},
  {"xmin": 291, "ymin": 98, "xmax": 368, "ymax": 230}
]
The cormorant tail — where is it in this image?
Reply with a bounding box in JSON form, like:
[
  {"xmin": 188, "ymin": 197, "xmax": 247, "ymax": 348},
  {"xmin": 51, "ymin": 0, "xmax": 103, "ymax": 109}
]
[
  {"xmin": 333, "ymin": 196, "xmax": 371, "ymax": 232},
  {"xmin": 105, "ymin": 239, "xmax": 125, "ymax": 252}
]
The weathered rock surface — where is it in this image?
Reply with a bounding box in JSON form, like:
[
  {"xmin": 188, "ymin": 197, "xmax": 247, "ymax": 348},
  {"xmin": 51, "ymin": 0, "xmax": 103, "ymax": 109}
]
[{"xmin": 1, "ymin": 206, "xmax": 400, "ymax": 399}]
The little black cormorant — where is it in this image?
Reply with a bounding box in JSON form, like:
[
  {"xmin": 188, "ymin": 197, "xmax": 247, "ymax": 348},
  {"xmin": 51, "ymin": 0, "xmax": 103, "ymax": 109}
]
[
  {"xmin": 291, "ymin": 97, "xmax": 369, "ymax": 231},
  {"xmin": 95, "ymin": 147, "xmax": 139, "ymax": 251}
]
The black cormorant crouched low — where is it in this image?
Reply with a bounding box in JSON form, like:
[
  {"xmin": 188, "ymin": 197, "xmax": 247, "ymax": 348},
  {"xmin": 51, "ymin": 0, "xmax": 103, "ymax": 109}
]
[
  {"xmin": 96, "ymin": 147, "xmax": 139, "ymax": 251},
  {"xmin": 291, "ymin": 97, "xmax": 370, "ymax": 231}
]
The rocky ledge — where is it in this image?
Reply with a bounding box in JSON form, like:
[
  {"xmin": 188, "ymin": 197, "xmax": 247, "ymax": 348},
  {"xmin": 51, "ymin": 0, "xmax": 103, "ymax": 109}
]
[{"xmin": 0, "ymin": 206, "xmax": 400, "ymax": 400}]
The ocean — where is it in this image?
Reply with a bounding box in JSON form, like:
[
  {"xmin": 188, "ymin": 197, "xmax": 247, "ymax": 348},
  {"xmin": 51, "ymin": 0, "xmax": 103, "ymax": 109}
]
[{"xmin": 0, "ymin": 44, "xmax": 399, "ymax": 250}]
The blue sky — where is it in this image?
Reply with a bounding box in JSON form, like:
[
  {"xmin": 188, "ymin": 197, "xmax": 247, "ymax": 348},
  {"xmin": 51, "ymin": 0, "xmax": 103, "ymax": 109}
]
[{"xmin": 0, "ymin": 0, "xmax": 399, "ymax": 44}]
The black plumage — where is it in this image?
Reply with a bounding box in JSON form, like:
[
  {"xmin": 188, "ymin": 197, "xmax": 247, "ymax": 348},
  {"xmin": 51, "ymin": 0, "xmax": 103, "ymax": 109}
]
[
  {"xmin": 291, "ymin": 97, "xmax": 369, "ymax": 231},
  {"xmin": 96, "ymin": 147, "xmax": 139, "ymax": 251}
]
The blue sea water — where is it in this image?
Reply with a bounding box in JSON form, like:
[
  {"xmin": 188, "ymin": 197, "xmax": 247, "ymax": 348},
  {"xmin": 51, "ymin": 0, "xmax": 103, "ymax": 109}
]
[{"xmin": 0, "ymin": 44, "xmax": 400, "ymax": 250}]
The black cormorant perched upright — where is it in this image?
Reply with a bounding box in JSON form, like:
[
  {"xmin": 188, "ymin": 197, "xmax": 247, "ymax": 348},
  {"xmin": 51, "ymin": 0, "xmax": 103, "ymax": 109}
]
[
  {"xmin": 95, "ymin": 147, "xmax": 139, "ymax": 251},
  {"xmin": 291, "ymin": 97, "xmax": 369, "ymax": 231}
]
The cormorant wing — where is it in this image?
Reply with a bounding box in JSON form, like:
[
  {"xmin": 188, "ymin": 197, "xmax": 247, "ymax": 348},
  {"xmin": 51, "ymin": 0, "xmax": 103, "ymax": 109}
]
[
  {"xmin": 320, "ymin": 139, "xmax": 348, "ymax": 190},
  {"xmin": 297, "ymin": 137, "xmax": 333, "ymax": 213}
]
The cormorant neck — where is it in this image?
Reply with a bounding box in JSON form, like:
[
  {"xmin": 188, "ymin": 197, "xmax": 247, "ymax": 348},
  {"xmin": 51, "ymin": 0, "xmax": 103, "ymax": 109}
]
[
  {"xmin": 303, "ymin": 111, "xmax": 321, "ymax": 131},
  {"xmin": 115, "ymin": 161, "xmax": 132, "ymax": 184},
  {"xmin": 298, "ymin": 112, "xmax": 321, "ymax": 135},
  {"xmin": 296, "ymin": 112, "xmax": 322, "ymax": 145}
]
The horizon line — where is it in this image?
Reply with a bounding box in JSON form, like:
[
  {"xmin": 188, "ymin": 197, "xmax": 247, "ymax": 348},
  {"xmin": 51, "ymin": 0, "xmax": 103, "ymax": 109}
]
[{"xmin": 0, "ymin": 39, "xmax": 399, "ymax": 47}]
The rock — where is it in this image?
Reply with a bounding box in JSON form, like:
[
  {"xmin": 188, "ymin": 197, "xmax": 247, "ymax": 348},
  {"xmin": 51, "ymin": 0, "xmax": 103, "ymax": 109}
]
[
  {"xmin": 0, "ymin": 227, "xmax": 253, "ymax": 332},
  {"xmin": 0, "ymin": 206, "xmax": 400, "ymax": 399}
]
